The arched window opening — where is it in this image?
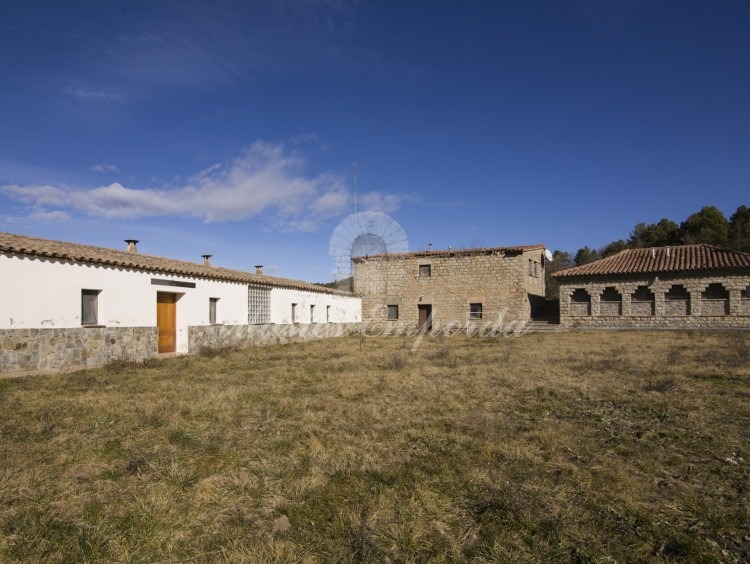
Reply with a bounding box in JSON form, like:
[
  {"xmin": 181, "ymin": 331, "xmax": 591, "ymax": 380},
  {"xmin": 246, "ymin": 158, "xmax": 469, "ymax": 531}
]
[
  {"xmin": 741, "ymin": 283, "xmax": 750, "ymax": 316},
  {"xmin": 665, "ymin": 284, "xmax": 691, "ymax": 316},
  {"xmin": 701, "ymin": 283, "xmax": 729, "ymax": 316},
  {"xmin": 570, "ymin": 288, "xmax": 591, "ymax": 316},
  {"xmin": 631, "ymin": 285, "xmax": 655, "ymax": 316},
  {"xmin": 600, "ymin": 287, "xmax": 622, "ymax": 316}
]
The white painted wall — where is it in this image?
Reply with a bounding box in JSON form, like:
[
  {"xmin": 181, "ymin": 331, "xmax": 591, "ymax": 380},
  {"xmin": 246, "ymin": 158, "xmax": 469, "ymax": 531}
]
[
  {"xmin": 0, "ymin": 254, "xmax": 247, "ymax": 353},
  {"xmin": 1, "ymin": 253, "xmax": 362, "ymax": 352},
  {"xmin": 270, "ymin": 287, "xmax": 361, "ymax": 324}
]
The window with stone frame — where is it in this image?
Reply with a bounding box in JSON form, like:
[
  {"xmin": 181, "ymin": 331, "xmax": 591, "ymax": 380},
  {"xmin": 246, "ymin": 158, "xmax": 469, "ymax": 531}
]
[
  {"xmin": 387, "ymin": 305, "xmax": 399, "ymax": 320},
  {"xmin": 469, "ymin": 303, "xmax": 483, "ymax": 319},
  {"xmin": 665, "ymin": 284, "xmax": 690, "ymax": 316},
  {"xmin": 743, "ymin": 284, "xmax": 750, "ymax": 299},
  {"xmin": 81, "ymin": 289, "xmax": 100, "ymax": 325},
  {"xmin": 701, "ymin": 283, "xmax": 729, "ymax": 316},
  {"xmin": 631, "ymin": 286, "xmax": 655, "ymax": 316},
  {"xmin": 419, "ymin": 264, "xmax": 431, "ymax": 277},
  {"xmin": 600, "ymin": 287, "xmax": 622, "ymax": 316},
  {"xmin": 570, "ymin": 288, "xmax": 591, "ymax": 316}
]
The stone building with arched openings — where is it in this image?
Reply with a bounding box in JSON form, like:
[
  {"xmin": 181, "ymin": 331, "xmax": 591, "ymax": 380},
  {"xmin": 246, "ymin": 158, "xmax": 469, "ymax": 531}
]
[{"xmin": 553, "ymin": 245, "xmax": 750, "ymax": 329}]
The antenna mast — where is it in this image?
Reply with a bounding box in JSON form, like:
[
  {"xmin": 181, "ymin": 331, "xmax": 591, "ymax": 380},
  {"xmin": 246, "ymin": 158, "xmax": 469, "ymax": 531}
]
[{"xmin": 353, "ymin": 162, "xmax": 358, "ymax": 228}]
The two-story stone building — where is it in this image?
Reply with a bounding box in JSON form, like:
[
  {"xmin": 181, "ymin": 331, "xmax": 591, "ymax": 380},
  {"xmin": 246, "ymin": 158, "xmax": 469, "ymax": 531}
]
[
  {"xmin": 553, "ymin": 245, "xmax": 750, "ymax": 328},
  {"xmin": 353, "ymin": 245, "xmax": 547, "ymax": 330}
]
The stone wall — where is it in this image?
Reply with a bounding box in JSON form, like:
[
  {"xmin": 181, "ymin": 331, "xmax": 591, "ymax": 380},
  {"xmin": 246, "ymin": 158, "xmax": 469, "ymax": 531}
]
[
  {"xmin": 559, "ymin": 272, "xmax": 750, "ymax": 329},
  {"xmin": 353, "ymin": 249, "xmax": 545, "ymax": 327},
  {"xmin": 189, "ymin": 322, "xmax": 361, "ymax": 351},
  {"xmin": 0, "ymin": 323, "xmax": 362, "ymax": 374},
  {"xmin": 0, "ymin": 326, "xmax": 157, "ymax": 373}
]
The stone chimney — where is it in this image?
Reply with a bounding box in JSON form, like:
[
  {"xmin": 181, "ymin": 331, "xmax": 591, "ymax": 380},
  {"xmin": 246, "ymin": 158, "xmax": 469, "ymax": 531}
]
[
  {"xmin": 125, "ymin": 239, "xmax": 139, "ymax": 253},
  {"xmin": 428, "ymin": 243, "xmax": 432, "ymax": 252},
  {"xmin": 254, "ymin": 265, "xmax": 264, "ymax": 275},
  {"xmin": 202, "ymin": 254, "xmax": 212, "ymax": 267}
]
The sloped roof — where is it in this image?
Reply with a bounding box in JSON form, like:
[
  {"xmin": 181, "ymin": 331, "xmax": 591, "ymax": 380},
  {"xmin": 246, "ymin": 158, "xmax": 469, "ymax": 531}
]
[
  {"xmin": 351, "ymin": 244, "xmax": 545, "ymax": 263},
  {"xmin": 0, "ymin": 231, "xmax": 351, "ymax": 295},
  {"xmin": 553, "ymin": 245, "xmax": 750, "ymax": 279}
]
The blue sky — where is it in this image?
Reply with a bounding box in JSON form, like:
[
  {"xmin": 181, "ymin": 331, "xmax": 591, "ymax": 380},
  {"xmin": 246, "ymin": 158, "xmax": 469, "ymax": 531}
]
[{"xmin": 1, "ymin": 1, "xmax": 749, "ymax": 281}]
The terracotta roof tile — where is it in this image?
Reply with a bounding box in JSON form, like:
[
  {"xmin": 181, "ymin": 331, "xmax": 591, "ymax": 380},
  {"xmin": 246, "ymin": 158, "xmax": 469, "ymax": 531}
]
[
  {"xmin": 352, "ymin": 244, "xmax": 545, "ymax": 262},
  {"xmin": 552, "ymin": 245, "xmax": 750, "ymax": 278},
  {"xmin": 0, "ymin": 231, "xmax": 351, "ymax": 295}
]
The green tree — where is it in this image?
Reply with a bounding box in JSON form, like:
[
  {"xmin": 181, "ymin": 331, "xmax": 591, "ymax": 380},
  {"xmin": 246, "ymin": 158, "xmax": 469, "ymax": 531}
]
[
  {"xmin": 729, "ymin": 205, "xmax": 750, "ymax": 252},
  {"xmin": 600, "ymin": 239, "xmax": 627, "ymax": 257},
  {"xmin": 628, "ymin": 219, "xmax": 680, "ymax": 248},
  {"xmin": 545, "ymin": 250, "xmax": 572, "ymax": 299},
  {"xmin": 574, "ymin": 246, "xmax": 599, "ymax": 266},
  {"xmin": 680, "ymin": 206, "xmax": 730, "ymax": 246}
]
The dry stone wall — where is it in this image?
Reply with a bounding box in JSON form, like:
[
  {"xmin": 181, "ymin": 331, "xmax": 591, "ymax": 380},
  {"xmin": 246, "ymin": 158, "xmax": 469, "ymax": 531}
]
[
  {"xmin": 0, "ymin": 327, "xmax": 157, "ymax": 373},
  {"xmin": 189, "ymin": 322, "xmax": 361, "ymax": 351},
  {"xmin": 558, "ymin": 272, "xmax": 750, "ymax": 329}
]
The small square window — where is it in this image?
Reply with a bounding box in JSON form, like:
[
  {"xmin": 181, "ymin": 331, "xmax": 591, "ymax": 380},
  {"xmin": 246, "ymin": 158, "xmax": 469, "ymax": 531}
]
[
  {"xmin": 82, "ymin": 289, "xmax": 100, "ymax": 325},
  {"xmin": 310, "ymin": 304, "xmax": 316, "ymax": 323},
  {"xmin": 419, "ymin": 264, "xmax": 431, "ymax": 277},
  {"xmin": 743, "ymin": 284, "xmax": 750, "ymax": 299},
  {"xmin": 469, "ymin": 303, "xmax": 483, "ymax": 319},
  {"xmin": 529, "ymin": 259, "xmax": 533, "ymax": 276},
  {"xmin": 291, "ymin": 303, "xmax": 298, "ymax": 323},
  {"xmin": 387, "ymin": 305, "xmax": 399, "ymax": 320},
  {"xmin": 534, "ymin": 261, "xmax": 539, "ymax": 277},
  {"xmin": 326, "ymin": 305, "xmax": 331, "ymax": 322},
  {"xmin": 209, "ymin": 298, "xmax": 219, "ymax": 324}
]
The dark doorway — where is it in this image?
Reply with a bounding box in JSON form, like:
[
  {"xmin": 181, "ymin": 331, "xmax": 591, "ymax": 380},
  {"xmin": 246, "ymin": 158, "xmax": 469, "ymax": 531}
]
[{"xmin": 417, "ymin": 304, "xmax": 432, "ymax": 332}]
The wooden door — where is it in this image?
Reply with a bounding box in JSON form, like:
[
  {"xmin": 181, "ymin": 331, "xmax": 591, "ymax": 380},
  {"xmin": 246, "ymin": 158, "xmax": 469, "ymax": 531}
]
[
  {"xmin": 418, "ymin": 304, "xmax": 432, "ymax": 332},
  {"xmin": 157, "ymin": 292, "xmax": 176, "ymax": 353}
]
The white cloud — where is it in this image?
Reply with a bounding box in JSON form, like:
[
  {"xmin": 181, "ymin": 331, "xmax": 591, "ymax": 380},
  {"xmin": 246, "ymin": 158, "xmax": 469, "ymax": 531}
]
[
  {"xmin": 0, "ymin": 142, "xmax": 413, "ymax": 231},
  {"xmin": 29, "ymin": 209, "xmax": 71, "ymax": 222},
  {"xmin": 91, "ymin": 164, "xmax": 120, "ymax": 174},
  {"xmin": 358, "ymin": 191, "xmax": 418, "ymax": 214},
  {"xmin": 63, "ymin": 87, "xmax": 126, "ymax": 104}
]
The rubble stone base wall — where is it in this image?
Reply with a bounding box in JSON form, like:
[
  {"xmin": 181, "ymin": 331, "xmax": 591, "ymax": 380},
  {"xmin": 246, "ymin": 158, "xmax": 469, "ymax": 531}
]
[
  {"xmin": 189, "ymin": 323, "xmax": 361, "ymax": 351},
  {"xmin": 0, "ymin": 327, "xmax": 157, "ymax": 373},
  {"xmin": 563, "ymin": 316, "xmax": 749, "ymax": 329}
]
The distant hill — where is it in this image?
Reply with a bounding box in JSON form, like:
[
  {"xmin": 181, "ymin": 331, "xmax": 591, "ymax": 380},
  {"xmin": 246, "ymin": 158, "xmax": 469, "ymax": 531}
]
[{"xmin": 313, "ymin": 276, "xmax": 353, "ymax": 293}]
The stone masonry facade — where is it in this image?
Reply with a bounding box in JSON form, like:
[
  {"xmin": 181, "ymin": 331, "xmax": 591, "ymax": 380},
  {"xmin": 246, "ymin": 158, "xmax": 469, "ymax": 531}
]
[
  {"xmin": 558, "ymin": 272, "xmax": 750, "ymax": 329},
  {"xmin": 0, "ymin": 326, "xmax": 158, "ymax": 373},
  {"xmin": 353, "ymin": 247, "xmax": 546, "ymax": 330}
]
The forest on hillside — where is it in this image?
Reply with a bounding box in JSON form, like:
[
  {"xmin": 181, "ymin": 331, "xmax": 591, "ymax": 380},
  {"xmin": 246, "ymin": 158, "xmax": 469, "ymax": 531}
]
[{"xmin": 545, "ymin": 204, "xmax": 750, "ymax": 298}]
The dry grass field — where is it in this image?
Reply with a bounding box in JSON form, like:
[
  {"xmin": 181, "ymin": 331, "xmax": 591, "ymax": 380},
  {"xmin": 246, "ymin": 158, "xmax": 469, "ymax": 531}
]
[{"xmin": 1, "ymin": 330, "xmax": 749, "ymax": 562}]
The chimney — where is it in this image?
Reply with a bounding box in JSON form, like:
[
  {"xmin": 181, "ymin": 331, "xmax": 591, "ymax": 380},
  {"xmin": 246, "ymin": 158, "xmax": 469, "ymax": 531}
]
[
  {"xmin": 125, "ymin": 239, "xmax": 139, "ymax": 253},
  {"xmin": 428, "ymin": 243, "xmax": 432, "ymax": 252},
  {"xmin": 254, "ymin": 265, "xmax": 264, "ymax": 275},
  {"xmin": 202, "ymin": 254, "xmax": 212, "ymax": 267}
]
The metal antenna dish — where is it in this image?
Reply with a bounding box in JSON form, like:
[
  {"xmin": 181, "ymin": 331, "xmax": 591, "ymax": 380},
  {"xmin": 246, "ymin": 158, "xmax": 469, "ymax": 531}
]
[
  {"xmin": 544, "ymin": 249, "xmax": 554, "ymax": 262},
  {"xmin": 329, "ymin": 211, "xmax": 409, "ymax": 279}
]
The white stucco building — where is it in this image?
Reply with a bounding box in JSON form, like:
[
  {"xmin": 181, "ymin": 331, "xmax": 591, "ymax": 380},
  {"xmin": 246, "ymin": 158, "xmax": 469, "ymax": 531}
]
[{"xmin": 0, "ymin": 232, "xmax": 361, "ymax": 373}]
